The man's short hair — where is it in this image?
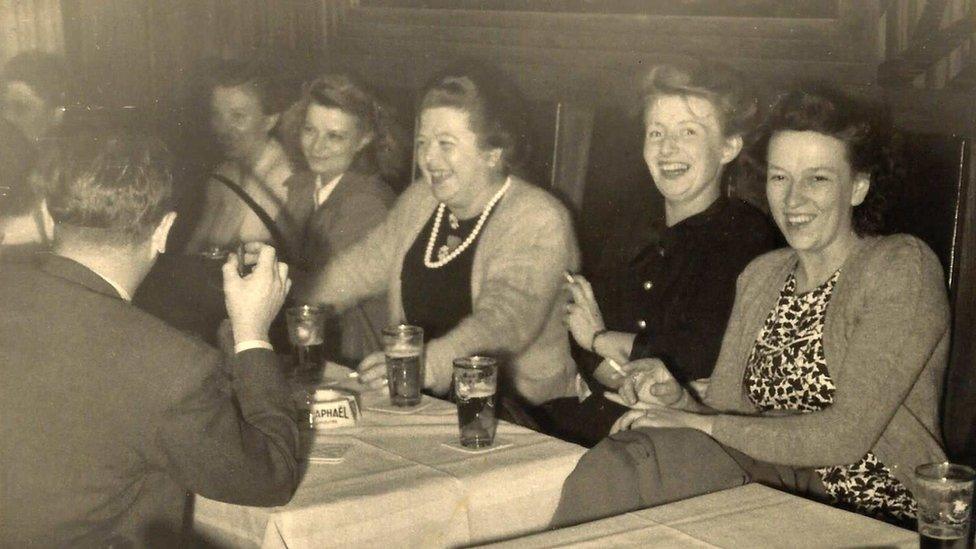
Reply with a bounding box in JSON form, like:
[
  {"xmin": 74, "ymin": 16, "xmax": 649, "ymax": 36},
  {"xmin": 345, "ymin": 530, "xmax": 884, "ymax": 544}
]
[{"xmin": 39, "ymin": 131, "xmax": 174, "ymax": 246}]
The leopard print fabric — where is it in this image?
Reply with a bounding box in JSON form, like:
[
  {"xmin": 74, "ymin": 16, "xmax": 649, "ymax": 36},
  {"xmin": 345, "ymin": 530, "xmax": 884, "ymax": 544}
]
[{"xmin": 744, "ymin": 270, "xmax": 916, "ymax": 523}]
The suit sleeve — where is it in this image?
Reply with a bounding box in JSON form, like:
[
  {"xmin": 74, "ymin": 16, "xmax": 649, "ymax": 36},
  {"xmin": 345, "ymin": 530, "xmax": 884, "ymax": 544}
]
[{"xmin": 153, "ymin": 347, "xmax": 299, "ymax": 506}]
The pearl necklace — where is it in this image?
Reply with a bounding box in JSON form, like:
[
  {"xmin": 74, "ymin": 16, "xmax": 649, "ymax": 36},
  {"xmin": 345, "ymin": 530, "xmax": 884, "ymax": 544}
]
[{"xmin": 424, "ymin": 177, "xmax": 511, "ymax": 269}]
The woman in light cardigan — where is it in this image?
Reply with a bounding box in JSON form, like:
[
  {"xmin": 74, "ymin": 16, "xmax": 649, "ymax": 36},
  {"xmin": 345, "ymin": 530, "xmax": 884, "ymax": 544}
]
[
  {"xmin": 552, "ymin": 86, "xmax": 948, "ymax": 527},
  {"xmin": 301, "ymin": 63, "xmax": 579, "ymax": 407}
]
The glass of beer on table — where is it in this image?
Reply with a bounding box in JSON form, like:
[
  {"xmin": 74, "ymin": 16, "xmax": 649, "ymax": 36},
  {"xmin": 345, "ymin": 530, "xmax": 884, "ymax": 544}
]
[
  {"xmin": 382, "ymin": 324, "xmax": 424, "ymax": 406},
  {"xmin": 286, "ymin": 305, "xmax": 327, "ymax": 378},
  {"xmin": 915, "ymin": 462, "xmax": 974, "ymax": 549},
  {"xmin": 452, "ymin": 356, "xmax": 498, "ymax": 449}
]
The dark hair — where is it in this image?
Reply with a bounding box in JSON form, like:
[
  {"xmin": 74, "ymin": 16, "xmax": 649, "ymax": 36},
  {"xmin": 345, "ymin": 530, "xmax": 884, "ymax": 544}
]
[
  {"xmin": 0, "ymin": 119, "xmax": 39, "ymax": 216},
  {"xmin": 2, "ymin": 51, "xmax": 68, "ymax": 107},
  {"xmin": 639, "ymin": 60, "xmax": 758, "ymax": 139},
  {"xmin": 208, "ymin": 59, "xmax": 293, "ymax": 116},
  {"xmin": 756, "ymin": 85, "xmax": 893, "ymax": 236},
  {"xmin": 38, "ymin": 131, "xmax": 175, "ymax": 245},
  {"xmin": 298, "ymin": 73, "xmax": 405, "ymax": 180},
  {"xmin": 419, "ymin": 60, "xmax": 529, "ymax": 175}
]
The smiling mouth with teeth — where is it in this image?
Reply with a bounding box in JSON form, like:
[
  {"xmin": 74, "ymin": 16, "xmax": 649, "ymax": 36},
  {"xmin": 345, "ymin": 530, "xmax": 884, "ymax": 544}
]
[
  {"xmin": 658, "ymin": 162, "xmax": 690, "ymax": 178},
  {"xmin": 428, "ymin": 172, "xmax": 451, "ymax": 184},
  {"xmin": 786, "ymin": 214, "xmax": 816, "ymax": 226}
]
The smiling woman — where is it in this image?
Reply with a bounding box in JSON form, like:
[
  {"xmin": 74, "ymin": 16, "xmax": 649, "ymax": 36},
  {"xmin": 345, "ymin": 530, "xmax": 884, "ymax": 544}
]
[
  {"xmin": 281, "ymin": 73, "xmax": 404, "ymax": 363},
  {"xmin": 552, "ymin": 86, "xmax": 949, "ymax": 529},
  {"xmin": 298, "ymin": 61, "xmax": 579, "ymax": 420},
  {"xmin": 544, "ymin": 61, "xmax": 779, "ymax": 447}
]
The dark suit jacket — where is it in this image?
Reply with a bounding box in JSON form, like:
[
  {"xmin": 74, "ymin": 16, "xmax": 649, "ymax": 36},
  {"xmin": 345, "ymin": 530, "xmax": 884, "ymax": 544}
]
[
  {"xmin": 284, "ymin": 170, "xmax": 394, "ymax": 362},
  {"xmin": 0, "ymin": 255, "xmax": 299, "ymax": 547}
]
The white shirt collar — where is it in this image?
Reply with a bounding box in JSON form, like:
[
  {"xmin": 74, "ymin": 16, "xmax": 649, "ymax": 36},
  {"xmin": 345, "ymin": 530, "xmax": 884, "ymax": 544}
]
[
  {"xmin": 314, "ymin": 173, "xmax": 344, "ymax": 208},
  {"xmin": 90, "ymin": 268, "xmax": 132, "ymax": 302}
]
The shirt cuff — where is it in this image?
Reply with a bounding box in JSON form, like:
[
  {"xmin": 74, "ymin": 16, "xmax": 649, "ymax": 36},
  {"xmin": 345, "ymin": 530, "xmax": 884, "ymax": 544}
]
[{"xmin": 234, "ymin": 339, "xmax": 273, "ymax": 354}]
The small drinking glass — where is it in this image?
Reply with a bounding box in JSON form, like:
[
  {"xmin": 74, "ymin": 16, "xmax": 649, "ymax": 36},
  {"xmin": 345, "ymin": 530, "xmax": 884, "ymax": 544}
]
[
  {"xmin": 382, "ymin": 325, "xmax": 424, "ymax": 406},
  {"xmin": 915, "ymin": 462, "xmax": 975, "ymax": 549},
  {"xmin": 452, "ymin": 356, "xmax": 498, "ymax": 449},
  {"xmin": 286, "ymin": 305, "xmax": 327, "ymax": 378}
]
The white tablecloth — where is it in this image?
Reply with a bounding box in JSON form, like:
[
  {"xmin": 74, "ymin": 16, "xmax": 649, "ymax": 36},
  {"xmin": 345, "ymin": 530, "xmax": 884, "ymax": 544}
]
[
  {"xmin": 192, "ymin": 364, "xmax": 586, "ymax": 548},
  {"xmin": 481, "ymin": 483, "xmax": 918, "ymax": 548}
]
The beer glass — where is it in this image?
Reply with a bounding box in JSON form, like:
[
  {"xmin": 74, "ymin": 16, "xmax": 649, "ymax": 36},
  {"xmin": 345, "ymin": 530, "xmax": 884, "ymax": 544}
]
[
  {"xmin": 382, "ymin": 325, "xmax": 424, "ymax": 406},
  {"xmin": 286, "ymin": 305, "xmax": 326, "ymax": 377},
  {"xmin": 915, "ymin": 462, "xmax": 975, "ymax": 549},
  {"xmin": 452, "ymin": 356, "xmax": 498, "ymax": 448}
]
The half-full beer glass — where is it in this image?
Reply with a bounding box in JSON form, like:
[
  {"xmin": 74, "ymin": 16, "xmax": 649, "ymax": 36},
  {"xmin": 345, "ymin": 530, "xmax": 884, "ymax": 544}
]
[
  {"xmin": 453, "ymin": 356, "xmax": 498, "ymax": 448},
  {"xmin": 382, "ymin": 325, "xmax": 424, "ymax": 406}
]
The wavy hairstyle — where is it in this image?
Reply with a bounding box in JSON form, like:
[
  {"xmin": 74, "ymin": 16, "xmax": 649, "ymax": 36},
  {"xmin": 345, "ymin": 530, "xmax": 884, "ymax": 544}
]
[
  {"xmin": 639, "ymin": 60, "xmax": 760, "ymax": 196},
  {"xmin": 418, "ymin": 60, "xmax": 530, "ymax": 176},
  {"xmin": 754, "ymin": 85, "xmax": 895, "ymax": 236},
  {"xmin": 295, "ymin": 73, "xmax": 405, "ymax": 181}
]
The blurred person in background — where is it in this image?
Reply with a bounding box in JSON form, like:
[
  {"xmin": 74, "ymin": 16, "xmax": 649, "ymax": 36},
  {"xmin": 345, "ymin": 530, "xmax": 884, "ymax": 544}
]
[
  {"xmin": 0, "ymin": 50, "xmax": 68, "ymax": 147},
  {"xmin": 0, "ymin": 118, "xmax": 50, "ymax": 261},
  {"xmin": 185, "ymin": 59, "xmax": 299, "ymax": 256}
]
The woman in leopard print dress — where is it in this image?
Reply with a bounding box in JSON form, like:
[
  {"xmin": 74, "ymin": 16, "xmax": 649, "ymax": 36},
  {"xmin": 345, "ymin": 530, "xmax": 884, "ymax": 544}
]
[{"xmin": 553, "ymin": 86, "xmax": 949, "ymax": 528}]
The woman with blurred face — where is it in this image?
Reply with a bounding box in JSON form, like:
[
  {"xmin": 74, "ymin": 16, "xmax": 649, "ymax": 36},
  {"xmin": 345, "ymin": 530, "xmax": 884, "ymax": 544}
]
[
  {"xmin": 0, "ymin": 51, "xmax": 67, "ymax": 146},
  {"xmin": 553, "ymin": 86, "xmax": 948, "ymax": 529},
  {"xmin": 187, "ymin": 60, "xmax": 295, "ymax": 253},
  {"xmin": 282, "ymin": 74, "xmax": 403, "ymax": 363},
  {"xmin": 550, "ymin": 62, "xmax": 778, "ymax": 446},
  {"xmin": 300, "ymin": 63, "xmax": 579, "ymax": 413}
]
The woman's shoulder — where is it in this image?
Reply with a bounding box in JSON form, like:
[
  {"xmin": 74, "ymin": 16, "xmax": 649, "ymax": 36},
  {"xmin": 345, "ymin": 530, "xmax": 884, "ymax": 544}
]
[
  {"xmin": 342, "ymin": 171, "xmax": 396, "ymax": 203},
  {"xmin": 500, "ymin": 176, "xmax": 572, "ymax": 224},
  {"xmin": 739, "ymin": 247, "xmax": 795, "ymax": 282},
  {"xmin": 852, "ymin": 234, "xmax": 945, "ymax": 282}
]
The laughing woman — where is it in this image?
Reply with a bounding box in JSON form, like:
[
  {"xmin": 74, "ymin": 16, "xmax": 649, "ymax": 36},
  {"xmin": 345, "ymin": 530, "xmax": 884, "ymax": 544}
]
[
  {"xmin": 552, "ymin": 86, "xmax": 948, "ymax": 528},
  {"xmin": 299, "ymin": 63, "xmax": 579, "ymax": 412},
  {"xmin": 550, "ymin": 62, "xmax": 778, "ymax": 445}
]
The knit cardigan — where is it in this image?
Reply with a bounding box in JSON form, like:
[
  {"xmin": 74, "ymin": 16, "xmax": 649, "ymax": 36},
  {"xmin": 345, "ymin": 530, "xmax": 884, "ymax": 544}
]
[
  {"xmin": 705, "ymin": 234, "xmax": 949, "ymax": 494},
  {"xmin": 306, "ymin": 176, "xmax": 580, "ymax": 404}
]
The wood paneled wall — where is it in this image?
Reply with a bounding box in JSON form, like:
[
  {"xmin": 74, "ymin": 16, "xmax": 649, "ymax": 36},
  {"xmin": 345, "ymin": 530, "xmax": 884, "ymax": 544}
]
[{"xmin": 59, "ymin": 0, "xmax": 323, "ymax": 111}]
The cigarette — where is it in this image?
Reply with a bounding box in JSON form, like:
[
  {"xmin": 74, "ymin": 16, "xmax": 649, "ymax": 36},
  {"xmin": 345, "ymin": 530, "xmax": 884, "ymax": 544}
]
[
  {"xmin": 563, "ymin": 272, "xmax": 576, "ymax": 284},
  {"xmin": 606, "ymin": 358, "xmax": 626, "ymax": 376},
  {"xmin": 346, "ymin": 371, "xmax": 360, "ymax": 379}
]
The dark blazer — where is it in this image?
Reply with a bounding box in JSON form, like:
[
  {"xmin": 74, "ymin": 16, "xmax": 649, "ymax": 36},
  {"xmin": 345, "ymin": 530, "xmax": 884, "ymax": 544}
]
[
  {"xmin": 0, "ymin": 255, "xmax": 299, "ymax": 547},
  {"xmin": 285, "ymin": 170, "xmax": 394, "ymax": 362}
]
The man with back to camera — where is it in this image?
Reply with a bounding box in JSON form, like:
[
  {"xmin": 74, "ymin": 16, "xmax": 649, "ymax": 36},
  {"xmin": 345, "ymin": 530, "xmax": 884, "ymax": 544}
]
[{"xmin": 0, "ymin": 131, "xmax": 300, "ymax": 546}]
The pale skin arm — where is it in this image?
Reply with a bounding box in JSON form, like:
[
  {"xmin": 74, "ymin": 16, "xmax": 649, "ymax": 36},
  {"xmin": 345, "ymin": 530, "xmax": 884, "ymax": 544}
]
[{"xmin": 563, "ymin": 273, "xmax": 638, "ymax": 388}]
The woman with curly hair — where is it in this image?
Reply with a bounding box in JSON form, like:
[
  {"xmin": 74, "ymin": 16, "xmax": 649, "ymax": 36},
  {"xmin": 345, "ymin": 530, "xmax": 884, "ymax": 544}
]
[
  {"xmin": 283, "ymin": 73, "xmax": 406, "ymax": 362},
  {"xmin": 550, "ymin": 61, "xmax": 779, "ymax": 445},
  {"xmin": 552, "ymin": 85, "xmax": 948, "ymax": 528}
]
